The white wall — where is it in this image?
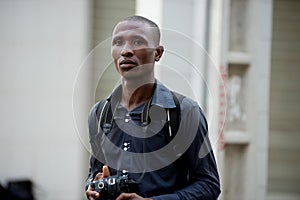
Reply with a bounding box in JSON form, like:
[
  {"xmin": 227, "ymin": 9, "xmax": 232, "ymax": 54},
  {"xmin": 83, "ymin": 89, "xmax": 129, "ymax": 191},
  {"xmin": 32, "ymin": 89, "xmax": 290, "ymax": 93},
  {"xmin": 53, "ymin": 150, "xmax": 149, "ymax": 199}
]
[
  {"xmin": 136, "ymin": 0, "xmax": 162, "ymax": 28},
  {"xmin": 155, "ymin": 0, "xmax": 209, "ymax": 110},
  {"xmin": 0, "ymin": 0, "xmax": 93, "ymax": 199}
]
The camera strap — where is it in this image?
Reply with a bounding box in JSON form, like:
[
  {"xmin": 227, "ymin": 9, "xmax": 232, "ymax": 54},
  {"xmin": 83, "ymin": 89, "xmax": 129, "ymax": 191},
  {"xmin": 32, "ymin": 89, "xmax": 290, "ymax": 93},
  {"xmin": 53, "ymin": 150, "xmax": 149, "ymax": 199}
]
[{"xmin": 96, "ymin": 90, "xmax": 183, "ymax": 142}]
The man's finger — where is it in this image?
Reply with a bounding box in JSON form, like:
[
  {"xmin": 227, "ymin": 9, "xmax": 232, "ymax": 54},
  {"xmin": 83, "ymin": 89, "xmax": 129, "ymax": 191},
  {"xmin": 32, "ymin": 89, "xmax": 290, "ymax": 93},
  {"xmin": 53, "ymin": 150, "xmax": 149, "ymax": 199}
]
[
  {"xmin": 94, "ymin": 165, "xmax": 110, "ymax": 181},
  {"xmin": 94, "ymin": 172, "xmax": 103, "ymax": 180},
  {"xmin": 116, "ymin": 193, "xmax": 145, "ymax": 200},
  {"xmin": 102, "ymin": 165, "xmax": 110, "ymax": 178},
  {"xmin": 86, "ymin": 186, "xmax": 100, "ymax": 200},
  {"xmin": 115, "ymin": 193, "xmax": 134, "ymax": 200}
]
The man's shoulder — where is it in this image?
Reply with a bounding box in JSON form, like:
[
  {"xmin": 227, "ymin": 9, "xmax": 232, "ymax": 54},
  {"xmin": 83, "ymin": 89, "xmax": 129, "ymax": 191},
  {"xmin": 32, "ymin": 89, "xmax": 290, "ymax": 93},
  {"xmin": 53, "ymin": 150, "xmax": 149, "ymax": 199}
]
[
  {"xmin": 89, "ymin": 99, "xmax": 108, "ymax": 118},
  {"xmin": 171, "ymin": 91, "xmax": 200, "ymax": 109}
]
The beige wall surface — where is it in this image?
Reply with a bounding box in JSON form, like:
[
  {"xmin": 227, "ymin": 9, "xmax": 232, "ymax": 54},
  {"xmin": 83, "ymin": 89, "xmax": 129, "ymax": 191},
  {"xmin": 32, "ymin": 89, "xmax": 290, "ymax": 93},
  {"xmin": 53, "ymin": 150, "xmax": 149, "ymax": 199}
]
[
  {"xmin": 93, "ymin": 0, "xmax": 136, "ymax": 101},
  {"xmin": 268, "ymin": 0, "xmax": 300, "ymax": 199}
]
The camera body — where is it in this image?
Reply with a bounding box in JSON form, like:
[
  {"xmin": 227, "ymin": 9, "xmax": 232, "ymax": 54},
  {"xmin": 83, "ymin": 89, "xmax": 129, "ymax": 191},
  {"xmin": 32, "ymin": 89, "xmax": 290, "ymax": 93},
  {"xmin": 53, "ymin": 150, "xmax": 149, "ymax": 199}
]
[{"xmin": 91, "ymin": 175, "xmax": 137, "ymax": 200}]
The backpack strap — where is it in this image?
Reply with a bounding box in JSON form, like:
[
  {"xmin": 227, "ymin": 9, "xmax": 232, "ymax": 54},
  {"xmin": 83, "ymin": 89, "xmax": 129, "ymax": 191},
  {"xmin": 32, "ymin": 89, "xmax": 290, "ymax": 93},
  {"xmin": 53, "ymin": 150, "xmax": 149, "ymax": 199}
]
[
  {"xmin": 165, "ymin": 91, "xmax": 185, "ymax": 142},
  {"xmin": 95, "ymin": 99, "xmax": 111, "ymax": 134}
]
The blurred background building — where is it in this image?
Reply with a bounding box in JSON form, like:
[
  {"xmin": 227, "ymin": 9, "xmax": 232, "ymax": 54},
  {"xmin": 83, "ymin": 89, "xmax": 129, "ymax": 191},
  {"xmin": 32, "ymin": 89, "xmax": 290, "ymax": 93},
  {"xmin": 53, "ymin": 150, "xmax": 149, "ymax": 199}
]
[{"xmin": 0, "ymin": 0, "xmax": 299, "ymax": 199}]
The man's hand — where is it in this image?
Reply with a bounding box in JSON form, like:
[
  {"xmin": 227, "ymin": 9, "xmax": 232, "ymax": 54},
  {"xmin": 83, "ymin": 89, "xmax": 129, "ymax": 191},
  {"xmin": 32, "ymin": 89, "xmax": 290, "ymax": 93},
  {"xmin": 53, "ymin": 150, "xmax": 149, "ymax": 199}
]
[
  {"xmin": 116, "ymin": 193, "xmax": 152, "ymax": 200},
  {"xmin": 86, "ymin": 165, "xmax": 110, "ymax": 200}
]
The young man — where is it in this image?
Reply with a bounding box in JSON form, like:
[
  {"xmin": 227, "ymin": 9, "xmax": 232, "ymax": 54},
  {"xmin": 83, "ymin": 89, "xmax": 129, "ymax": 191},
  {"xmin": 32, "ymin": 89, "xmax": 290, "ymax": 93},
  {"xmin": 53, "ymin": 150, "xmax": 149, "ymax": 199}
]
[{"xmin": 86, "ymin": 16, "xmax": 220, "ymax": 200}]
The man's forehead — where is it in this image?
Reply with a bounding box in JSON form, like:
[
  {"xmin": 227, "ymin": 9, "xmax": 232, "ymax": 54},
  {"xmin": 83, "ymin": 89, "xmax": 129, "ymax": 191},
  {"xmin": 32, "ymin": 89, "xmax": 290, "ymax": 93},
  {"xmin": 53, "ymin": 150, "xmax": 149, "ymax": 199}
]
[{"xmin": 112, "ymin": 20, "xmax": 154, "ymax": 36}]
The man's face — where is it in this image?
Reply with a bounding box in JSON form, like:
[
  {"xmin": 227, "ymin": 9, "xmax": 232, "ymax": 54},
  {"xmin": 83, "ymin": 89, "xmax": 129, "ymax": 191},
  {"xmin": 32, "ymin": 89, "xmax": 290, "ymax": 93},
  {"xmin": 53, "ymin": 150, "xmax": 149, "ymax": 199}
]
[{"xmin": 111, "ymin": 20, "xmax": 163, "ymax": 80}]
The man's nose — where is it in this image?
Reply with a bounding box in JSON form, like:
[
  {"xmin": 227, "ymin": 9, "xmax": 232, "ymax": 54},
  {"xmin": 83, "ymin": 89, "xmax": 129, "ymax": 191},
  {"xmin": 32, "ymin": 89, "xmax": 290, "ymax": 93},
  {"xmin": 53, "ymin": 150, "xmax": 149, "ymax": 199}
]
[{"xmin": 121, "ymin": 43, "xmax": 134, "ymax": 57}]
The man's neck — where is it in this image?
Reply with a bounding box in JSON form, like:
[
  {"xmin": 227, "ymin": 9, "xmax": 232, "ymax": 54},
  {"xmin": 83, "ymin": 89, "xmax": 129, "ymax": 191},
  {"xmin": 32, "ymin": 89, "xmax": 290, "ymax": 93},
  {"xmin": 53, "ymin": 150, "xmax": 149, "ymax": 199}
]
[{"xmin": 121, "ymin": 78, "xmax": 155, "ymax": 111}]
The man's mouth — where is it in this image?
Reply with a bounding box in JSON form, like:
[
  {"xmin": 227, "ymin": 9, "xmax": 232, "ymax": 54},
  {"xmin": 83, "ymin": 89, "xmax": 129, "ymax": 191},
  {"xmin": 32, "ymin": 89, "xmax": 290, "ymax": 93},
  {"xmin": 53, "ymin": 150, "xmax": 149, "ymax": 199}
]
[{"xmin": 119, "ymin": 59, "xmax": 138, "ymax": 69}]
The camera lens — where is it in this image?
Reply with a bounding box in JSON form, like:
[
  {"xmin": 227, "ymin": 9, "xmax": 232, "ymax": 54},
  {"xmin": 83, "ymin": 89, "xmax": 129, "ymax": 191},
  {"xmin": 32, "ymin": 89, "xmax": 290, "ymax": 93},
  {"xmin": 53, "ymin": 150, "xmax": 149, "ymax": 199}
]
[{"xmin": 98, "ymin": 181, "xmax": 105, "ymax": 189}]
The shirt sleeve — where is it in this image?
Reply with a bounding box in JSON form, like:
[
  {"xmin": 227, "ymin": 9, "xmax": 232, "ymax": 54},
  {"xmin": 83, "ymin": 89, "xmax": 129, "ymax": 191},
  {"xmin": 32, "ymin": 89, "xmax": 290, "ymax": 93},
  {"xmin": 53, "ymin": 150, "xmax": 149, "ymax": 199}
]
[
  {"xmin": 180, "ymin": 106, "xmax": 221, "ymax": 199},
  {"xmin": 85, "ymin": 155, "xmax": 104, "ymax": 191},
  {"xmin": 85, "ymin": 101, "xmax": 105, "ymax": 191},
  {"xmin": 152, "ymin": 193, "xmax": 180, "ymax": 200},
  {"xmin": 153, "ymin": 101, "xmax": 221, "ymax": 200}
]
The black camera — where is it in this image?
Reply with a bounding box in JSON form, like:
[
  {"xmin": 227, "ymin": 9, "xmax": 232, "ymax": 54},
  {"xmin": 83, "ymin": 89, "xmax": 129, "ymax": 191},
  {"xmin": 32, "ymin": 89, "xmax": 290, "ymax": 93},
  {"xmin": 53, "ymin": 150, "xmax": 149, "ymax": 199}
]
[{"xmin": 90, "ymin": 175, "xmax": 137, "ymax": 200}]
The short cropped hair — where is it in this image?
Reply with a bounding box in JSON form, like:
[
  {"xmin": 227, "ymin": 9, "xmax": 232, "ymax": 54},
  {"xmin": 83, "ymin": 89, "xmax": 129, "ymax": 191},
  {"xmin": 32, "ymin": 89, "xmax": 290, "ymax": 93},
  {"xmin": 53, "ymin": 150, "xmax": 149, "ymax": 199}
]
[{"xmin": 115, "ymin": 15, "xmax": 161, "ymax": 45}]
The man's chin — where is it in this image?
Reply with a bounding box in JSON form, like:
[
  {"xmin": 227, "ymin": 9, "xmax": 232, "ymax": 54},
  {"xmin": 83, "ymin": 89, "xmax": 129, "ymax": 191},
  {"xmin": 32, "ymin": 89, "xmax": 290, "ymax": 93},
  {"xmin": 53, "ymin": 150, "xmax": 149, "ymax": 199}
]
[
  {"xmin": 120, "ymin": 65, "xmax": 154, "ymax": 81},
  {"xmin": 122, "ymin": 72, "xmax": 141, "ymax": 81},
  {"xmin": 122, "ymin": 67, "xmax": 140, "ymax": 77}
]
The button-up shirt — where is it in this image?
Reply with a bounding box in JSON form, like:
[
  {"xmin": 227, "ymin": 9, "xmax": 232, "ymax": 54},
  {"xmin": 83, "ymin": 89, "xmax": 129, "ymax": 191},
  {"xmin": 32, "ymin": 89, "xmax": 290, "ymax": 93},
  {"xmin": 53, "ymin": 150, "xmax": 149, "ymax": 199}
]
[{"xmin": 86, "ymin": 82, "xmax": 220, "ymax": 199}]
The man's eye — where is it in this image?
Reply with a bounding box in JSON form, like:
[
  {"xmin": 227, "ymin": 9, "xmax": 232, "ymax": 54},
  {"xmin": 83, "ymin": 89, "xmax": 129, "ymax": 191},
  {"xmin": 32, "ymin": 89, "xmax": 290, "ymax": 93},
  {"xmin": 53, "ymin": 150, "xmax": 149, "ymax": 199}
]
[
  {"xmin": 115, "ymin": 40, "xmax": 123, "ymax": 46},
  {"xmin": 133, "ymin": 40, "xmax": 143, "ymax": 46}
]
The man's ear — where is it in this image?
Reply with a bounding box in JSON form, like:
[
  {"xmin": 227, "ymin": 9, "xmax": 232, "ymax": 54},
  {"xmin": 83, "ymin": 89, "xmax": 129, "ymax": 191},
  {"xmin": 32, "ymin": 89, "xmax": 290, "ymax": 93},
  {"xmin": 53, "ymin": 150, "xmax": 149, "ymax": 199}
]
[{"xmin": 155, "ymin": 45, "xmax": 164, "ymax": 62}]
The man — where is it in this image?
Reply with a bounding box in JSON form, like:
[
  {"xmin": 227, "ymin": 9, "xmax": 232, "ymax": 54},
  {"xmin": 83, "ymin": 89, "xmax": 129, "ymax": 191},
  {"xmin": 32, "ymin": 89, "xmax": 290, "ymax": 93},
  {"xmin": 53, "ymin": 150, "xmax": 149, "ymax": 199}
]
[{"xmin": 86, "ymin": 16, "xmax": 220, "ymax": 200}]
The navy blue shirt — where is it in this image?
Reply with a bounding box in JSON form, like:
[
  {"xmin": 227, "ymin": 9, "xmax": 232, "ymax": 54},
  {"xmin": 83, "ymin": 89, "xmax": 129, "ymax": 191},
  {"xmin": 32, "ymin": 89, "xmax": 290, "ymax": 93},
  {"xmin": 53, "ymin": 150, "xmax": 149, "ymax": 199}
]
[{"xmin": 86, "ymin": 82, "xmax": 220, "ymax": 199}]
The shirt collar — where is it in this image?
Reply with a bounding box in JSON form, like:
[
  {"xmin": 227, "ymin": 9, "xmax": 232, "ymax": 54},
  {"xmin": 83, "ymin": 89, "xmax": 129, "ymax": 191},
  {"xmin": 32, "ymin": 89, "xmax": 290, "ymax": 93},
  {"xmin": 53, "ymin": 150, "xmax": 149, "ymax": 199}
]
[
  {"xmin": 151, "ymin": 80, "xmax": 176, "ymax": 109},
  {"xmin": 107, "ymin": 80, "xmax": 176, "ymax": 109}
]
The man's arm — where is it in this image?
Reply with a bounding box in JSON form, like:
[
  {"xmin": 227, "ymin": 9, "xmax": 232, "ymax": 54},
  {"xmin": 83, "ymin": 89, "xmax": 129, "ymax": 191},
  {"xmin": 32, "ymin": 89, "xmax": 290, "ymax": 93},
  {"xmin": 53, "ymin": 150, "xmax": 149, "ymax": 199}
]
[
  {"xmin": 152, "ymin": 104, "xmax": 221, "ymax": 200},
  {"xmin": 85, "ymin": 101, "xmax": 106, "ymax": 198}
]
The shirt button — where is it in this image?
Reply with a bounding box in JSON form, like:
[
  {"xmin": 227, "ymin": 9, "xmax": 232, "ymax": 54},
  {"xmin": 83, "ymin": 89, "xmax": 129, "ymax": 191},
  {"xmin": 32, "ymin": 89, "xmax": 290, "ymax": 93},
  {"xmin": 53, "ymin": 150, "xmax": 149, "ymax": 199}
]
[
  {"xmin": 125, "ymin": 113, "xmax": 130, "ymax": 123},
  {"xmin": 123, "ymin": 142, "xmax": 130, "ymax": 151}
]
